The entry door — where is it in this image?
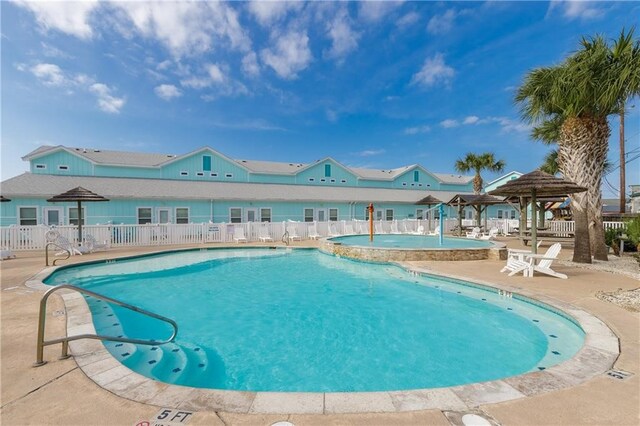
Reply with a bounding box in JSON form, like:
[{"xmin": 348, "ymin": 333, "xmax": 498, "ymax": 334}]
[
  {"xmin": 316, "ymin": 209, "xmax": 327, "ymax": 222},
  {"xmin": 158, "ymin": 208, "xmax": 171, "ymax": 224},
  {"xmin": 246, "ymin": 208, "xmax": 258, "ymax": 222},
  {"xmin": 44, "ymin": 208, "xmax": 63, "ymax": 226}
]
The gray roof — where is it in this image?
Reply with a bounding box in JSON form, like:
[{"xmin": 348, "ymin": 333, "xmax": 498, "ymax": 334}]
[
  {"xmin": 349, "ymin": 166, "xmax": 412, "ymax": 180},
  {"xmin": 23, "ymin": 145, "xmax": 176, "ymax": 167},
  {"xmin": 1, "ymin": 173, "xmax": 467, "ymax": 204},
  {"xmin": 236, "ymin": 159, "xmax": 306, "ymax": 174},
  {"xmin": 433, "ymin": 173, "xmax": 474, "ymax": 184}
]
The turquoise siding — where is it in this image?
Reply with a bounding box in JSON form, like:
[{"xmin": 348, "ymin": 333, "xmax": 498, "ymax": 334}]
[
  {"xmin": 484, "ymin": 172, "xmax": 522, "ymax": 192},
  {"xmin": 296, "ymin": 160, "xmax": 359, "ymax": 186},
  {"xmin": 249, "ymin": 173, "xmax": 296, "ymax": 184},
  {"xmin": 161, "ymin": 151, "xmax": 249, "ymax": 182},
  {"xmin": 30, "ymin": 151, "xmax": 94, "ymax": 175},
  {"xmin": 391, "ymin": 168, "xmax": 441, "ymax": 189},
  {"xmin": 357, "ymin": 179, "xmax": 394, "ymax": 189},
  {"xmin": 95, "ymin": 165, "xmax": 161, "ymax": 178}
]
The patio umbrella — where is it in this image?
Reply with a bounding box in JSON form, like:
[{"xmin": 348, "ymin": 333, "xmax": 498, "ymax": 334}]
[
  {"xmin": 0, "ymin": 196, "xmax": 10, "ymax": 202},
  {"xmin": 446, "ymin": 193, "xmax": 506, "ymax": 235},
  {"xmin": 488, "ymin": 170, "xmax": 586, "ymax": 254},
  {"xmin": 415, "ymin": 195, "xmax": 443, "ymax": 231},
  {"xmin": 47, "ymin": 187, "xmax": 109, "ymax": 245}
]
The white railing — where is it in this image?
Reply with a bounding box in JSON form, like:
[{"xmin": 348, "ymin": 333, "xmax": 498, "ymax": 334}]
[{"xmin": 0, "ymin": 219, "xmax": 627, "ymax": 251}]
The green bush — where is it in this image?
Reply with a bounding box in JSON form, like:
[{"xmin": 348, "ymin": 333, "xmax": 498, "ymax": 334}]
[
  {"xmin": 605, "ymin": 227, "xmax": 625, "ymax": 255},
  {"xmin": 625, "ymin": 217, "xmax": 640, "ymax": 248}
]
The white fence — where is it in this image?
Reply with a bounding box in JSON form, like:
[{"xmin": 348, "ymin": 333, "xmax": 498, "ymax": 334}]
[{"xmin": 0, "ymin": 219, "xmax": 627, "ymax": 251}]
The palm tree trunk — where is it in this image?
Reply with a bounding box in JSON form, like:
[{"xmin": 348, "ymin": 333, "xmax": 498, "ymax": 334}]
[{"xmin": 558, "ymin": 116, "xmax": 609, "ymax": 263}]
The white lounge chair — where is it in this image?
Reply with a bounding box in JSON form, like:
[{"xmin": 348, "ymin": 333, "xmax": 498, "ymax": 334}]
[
  {"xmin": 500, "ymin": 240, "xmax": 544, "ymax": 275},
  {"xmin": 479, "ymin": 227, "xmax": 499, "ymax": 240},
  {"xmin": 412, "ymin": 225, "xmax": 425, "ymax": 235},
  {"xmin": 466, "ymin": 227, "xmax": 481, "ymax": 238},
  {"xmin": 505, "ymin": 243, "xmax": 566, "ymax": 279},
  {"xmin": 287, "ymin": 223, "xmax": 302, "ymax": 241},
  {"xmin": 328, "ymin": 223, "xmax": 341, "ymax": 237},
  {"xmin": 401, "ymin": 222, "xmax": 411, "ymax": 234},
  {"xmin": 84, "ymin": 234, "xmax": 110, "ymax": 252},
  {"xmin": 308, "ymin": 223, "xmax": 321, "ymax": 240},
  {"xmin": 258, "ymin": 226, "xmax": 273, "ymax": 242},
  {"xmin": 390, "ymin": 221, "xmax": 400, "ymax": 234},
  {"xmin": 233, "ymin": 227, "xmax": 248, "ymax": 243},
  {"xmin": 427, "ymin": 227, "xmax": 440, "ymax": 236},
  {"xmin": 54, "ymin": 235, "xmax": 85, "ymax": 255},
  {"xmin": 1, "ymin": 248, "xmax": 15, "ymax": 260},
  {"xmin": 374, "ymin": 222, "xmax": 385, "ymax": 234},
  {"xmin": 344, "ymin": 223, "xmax": 355, "ymax": 235}
]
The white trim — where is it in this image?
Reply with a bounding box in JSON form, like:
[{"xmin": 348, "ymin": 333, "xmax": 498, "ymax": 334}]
[
  {"xmin": 245, "ymin": 208, "xmax": 258, "ymax": 223},
  {"xmin": 175, "ymin": 207, "xmax": 190, "ymax": 224},
  {"xmin": 157, "ymin": 207, "xmax": 171, "ymax": 224},
  {"xmin": 17, "ymin": 206, "xmax": 38, "ymax": 226},
  {"xmin": 57, "ymin": 165, "xmax": 69, "ymax": 171},
  {"xmin": 43, "ymin": 207, "xmax": 63, "ymax": 226},
  {"xmin": 180, "ymin": 171, "xmax": 189, "ymax": 176},
  {"xmin": 67, "ymin": 206, "xmax": 86, "ymax": 226},
  {"xmin": 329, "ymin": 208, "xmax": 339, "ymax": 221},
  {"xmin": 35, "ymin": 164, "xmax": 47, "ymax": 169},
  {"xmin": 137, "ymin": 206, "xmax": 153, "ymax": 224},
  {"xmin": 303, "ymin": 207, "xmax": 314, "ymax": 222},
  {"xmin": 385, "ymin": 208, "xmax": 394, "ymax": 221},
  {"xmin": 229, "ymin": 207, "xmax": 242, "ymax": 223},
  {"xmin": 259, "ymin": 207, "xmax": 272, "ymax": 222},
  {"xmin": 225, "ymin": 173, "xmax": 233, "ymax": 178},
  {"xmin": 196, "ymin": 172, "xmax": 204, "ymax": 177}
]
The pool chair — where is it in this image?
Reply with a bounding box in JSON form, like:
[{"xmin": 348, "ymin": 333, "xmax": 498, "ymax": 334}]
[
  {"xmin": 308, "ymin": 223, "xmax": 321, "ymax": 240},
  {"xmin": 233, "ymin": 227, "xmax": 248, "ymax": 243},
  {"xmin": 374, "ymin": 222, "xmax": 386, "ymax": 234},
  {"xmin": 287, "ymin": 224, "xmax": 302, "ymax": 241},
  {"xmin": 53, "ymin": 235, "xmax": 86, "ymax": 255},
  {"xmin": 427, "ymin": 227, "xmax": 440, "ymax": 236},
  {"xmin": 466, "ymin": 227, "xmax": 481, "ymax": 238},
  {"xmin": 1, "ymin": 248, "xmax": 15, "ymax": 260},
  {"xmin": 501, "ymin": 240, "xmax": 543, "ymax": 275},
  {"xmin": 258, "ymin": 226, "xmax": 273, "ymax": 242},
  {"xmin": 390, "ymin": 221, "xmax": 400, "ymax": 234},
  {"xmin": 503, "ymin": 243, "xmax": 566, "ymax": 279},
  {"xmin": 479, "ymin": 227, "xmax": 499, "ymax": 240},
  {"xmin": 344, "ymin": 223, "xmax": 355, "ymax": 235},
  {"xmin": 84, "ymin": 234, "xmax": 110, "ymax": 252},
  {"xmin": 328, "ymin": 223, "xmax": 341, "ymax": 237},
  {"xmin": 411, "ymin": 225, "xmax": 425, "ymax": 235}
]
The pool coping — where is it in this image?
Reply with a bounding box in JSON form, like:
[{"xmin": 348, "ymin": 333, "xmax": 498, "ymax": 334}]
[{"xmin": 25, "ymin": 247, "xmax": 620, "ymax": 415}]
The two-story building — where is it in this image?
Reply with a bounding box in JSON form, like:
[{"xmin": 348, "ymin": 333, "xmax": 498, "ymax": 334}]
[{"xmin": 0, "ymin": 145, "xmax": 519, "ymax": 226}]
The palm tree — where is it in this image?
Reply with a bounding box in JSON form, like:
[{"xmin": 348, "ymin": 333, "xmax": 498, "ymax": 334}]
[
  {"xmin": 540, "ymin": 150, "xmax": 560, "ymax": 175},
  {"xmin": 516, "ymin": 29, "xmax": 640, "ymax": 263},
  {"xmin": 454, "ymin": 152, "xmax": 505, "ymax": 194}
]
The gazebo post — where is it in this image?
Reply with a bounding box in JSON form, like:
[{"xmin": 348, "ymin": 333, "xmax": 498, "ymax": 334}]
[
  {"xmin": 539, "ymin": 202, "xmax": 546, "ymax": 229},
  {"xmin": 483, "ymin": 206, "xmax": 488, "ymax": 231},
  {"xmin": 520, "ymin": 197, "xmax": 527, "ymax": 239},
  {"xmin": 457, "ymin": 203, "xmax": 463, "ymax": 236},
  {"xmin": 531, "ymin": 189, "xmax": 538, "ymax": 254},
  {"xmin": 77, "ymin": 200, "xmax": 83, "ymax": 245},
  {"xmin": 427, "ymin": 203, "xmax": 432, "ymax": 232}
]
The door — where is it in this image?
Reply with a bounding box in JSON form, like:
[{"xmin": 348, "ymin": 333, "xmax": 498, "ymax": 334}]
[
  {"xmin": 316, "ymin": 209, "xmax": 327, "ymax": 222},
  {"xmin": 158, "ymin": 208, "xmax": 171, "ymax": 224},
  {"xmin": 44, "ymin": 208, "xmax": 62, "ymax": 226},
  {"xmin": 246, "ymin": 208, "xmax": 258, "ymax": 222}
]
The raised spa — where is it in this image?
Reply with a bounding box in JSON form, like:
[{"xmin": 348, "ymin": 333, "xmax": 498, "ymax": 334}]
[{"xmin": 45, "ymin": 248, "xmax": 584, "ymax": 392}]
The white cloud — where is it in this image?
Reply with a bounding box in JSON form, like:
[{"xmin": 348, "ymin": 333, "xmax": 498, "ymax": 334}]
[
  {"xmin": 427, "ymin": 9, "xmax": 457, "ymax": 35},
  {"xmin": 359, "ymin": 1, "xmax": 404, "ymax": 23},
  {"xmin": 242, "ymin": 52, "xmax": 260, "ymax": 77},
  {"xmin": 247, "ymin": 1, "xmax": 303, "ymax": 27},
  {"xmin": 326, "ymin": 109, "xmax": 338, "ymax": 122},
  {"xmin": 440, "ymin": 119, "xmax": 459, "ymax": 128},
  {"xmin": 89, "ymin": 83, "xmax": 125, "ymax": 114},
  {"xmin": 404, "ymin": 125, "xmax": 431, "ymax": 135},
  {"xmin": 207, "ymin": 64, "xmax": 225, "ymax": 83},
  {"xmin": 180, "ymin": 63, "xmax": 226, "ymax": 89},
  {"xmin": 41, "ymin": 42, "xmax": 72, "ymax": 59},
  {"xmin": 547, "ymin": 1, "xmax": 603, "ymax": 20},
  {"xmin": 357, "ymin": 149, "xmax": 386, "ymax": 157},
  {"xmin": 31, "ymin": 63, "xmax": 66, "ymax": 86},
  {"xmin": 324, "ymin": 9, "xmax": 360, "ymax": 63},
  {"xmin": 157, "ymin": 60, "xmax": 172, "ymax": 71},
  {"xmin": 396, "ymin": 12, "xmax": 420, "ymax": 29},
  {"xmin": 13, "ymin": 0, "xmax": 99, "ymax": 39},
  {"xmin": 154, "ymin": 84, "xmax": 182, "ymax": 101},
  {"xmin": 411, "ymin": 53, "xmax": 455, "ymax": 88},
  {"xmin": 463, "ymin": 116, "xmax": 480, "ymax": 125},
  {"xmin": 261, "ymin": 30, "xmax": 312, "ymax": 79}
]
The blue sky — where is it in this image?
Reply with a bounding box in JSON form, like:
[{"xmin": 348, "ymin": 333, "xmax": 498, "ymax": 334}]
[{"xmin": 1, "ymin": 1, "xmax": 639, "ymax": 197}]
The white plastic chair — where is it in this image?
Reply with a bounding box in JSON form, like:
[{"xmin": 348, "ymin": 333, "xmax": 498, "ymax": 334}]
[
  {"xmin": 466, "ymin": 227, "xmax": 481, "ymax": 238},
  {"xmin": 84, "ymin": 234, "xmax": 110, "ymax": 252},
  {"xmin": 258, "ymin": 226, "xmax": 273, "ymax": 242},
  {"xmin": 287, "ymin": 223, "xmax": 302, "ymax": 241},
  {"xmin": 233, "ymin": 227, "xmax": 248, "ymax": 243},
  {"xmin": 412, "ymin": 225, "xmax": 425, "ymax": 235},
  {"xmin": 479, "ymin": 227, "xmax": 499, "ymax": 240},
  {"xmin": 522, "ymin": 243, "xmax": 567, "ymax": 279},
  {"xmin": 308, "ymin": 223, "xmax": 321, "ymax": 240},
  {"xmin": 427, "ymin": 227, "xmax": 440, "ymax": 236},
  {"xmin": 328, "ymin": 223, "xmax": 341, "ymax": 237},
  {"xmin": 390, "ymin": 221, "xmax": 400, "ymax": 234}
]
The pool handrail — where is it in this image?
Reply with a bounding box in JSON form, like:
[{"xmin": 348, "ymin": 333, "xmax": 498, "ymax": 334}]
[{"xmin": 34, "ymin": 283, "xmax": 178, "ymax": 366}]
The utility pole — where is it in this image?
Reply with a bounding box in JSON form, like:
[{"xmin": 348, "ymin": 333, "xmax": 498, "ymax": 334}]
[{"xmin": 619, "ymin": 105, "xmax": 626, "ymax": 214}]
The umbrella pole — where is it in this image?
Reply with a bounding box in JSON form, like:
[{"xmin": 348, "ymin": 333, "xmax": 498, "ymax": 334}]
[
  {"xmin": 77, "ymin": 200, "xmax": 83, "ymax": 246},
  {"xmin": 531, "ymin": 190, "xmax": 537, "ymax": 254}
]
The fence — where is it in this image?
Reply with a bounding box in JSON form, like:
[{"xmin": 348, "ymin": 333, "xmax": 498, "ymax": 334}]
[{"xmin": 0, "ymin": 219, "xmax": 627, "ymax": 251}]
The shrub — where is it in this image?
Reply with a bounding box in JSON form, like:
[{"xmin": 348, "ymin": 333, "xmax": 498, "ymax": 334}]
[{"xmin": 626, "ymin": 217, "xmax": 640, "ymax": 251}]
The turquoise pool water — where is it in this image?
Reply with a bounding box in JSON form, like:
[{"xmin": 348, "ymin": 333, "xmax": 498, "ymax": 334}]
[
  {"xmin": 330, "ymin": 234, "xmax": 494, "ymax": 249},
  {"xmin": 45, "ymin": 249, "xmax": 584, "ymax": 392}
]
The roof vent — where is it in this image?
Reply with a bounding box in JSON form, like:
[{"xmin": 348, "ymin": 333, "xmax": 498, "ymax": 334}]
[
  {"xmin": 289, "ymin": 163, "xmax": 294, "ymax": 166},
  {"xmin": 241, "ymin": 160, "xmax": 247, "ymax": 163},
  {"xmin": 94, "ymin": 150, "xmax": 101, "ymax": 153}
]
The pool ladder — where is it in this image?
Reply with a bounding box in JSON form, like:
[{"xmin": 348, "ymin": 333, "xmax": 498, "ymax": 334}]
[{"xmin": 34, "ymin": 284, "xmax": 178, "ymax": 367}]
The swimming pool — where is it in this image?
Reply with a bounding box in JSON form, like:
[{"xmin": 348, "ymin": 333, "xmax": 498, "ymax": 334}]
[
  {"xmin": 45, "ymin": 248, "xmax": 584, "ymax": 393},
  {"xmin": 330, "ymin": 234, "xmax": 494, "ymax": 249}
]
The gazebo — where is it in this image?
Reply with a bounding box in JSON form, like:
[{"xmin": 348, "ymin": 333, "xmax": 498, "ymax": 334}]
[
  {"xmin": 489, "ymin": 170, "xmax": 586, "ymax": 253},
  {"xmin": 415, "ymin": 194, "xmax": 443, "ymax": 232},
  {"xmin": 447, "ymin": 193, "xmax": 506, "ymax": 236},
  {"xmin": 47, "ymin": 187, "xmax": 109, "ymax": 245}
]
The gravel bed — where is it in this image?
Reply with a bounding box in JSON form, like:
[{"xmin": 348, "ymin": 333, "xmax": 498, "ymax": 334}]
[
  {"xmin": 596, "ymin": 288, "xmax": 640, "ymax": 312},
  {"xmin": 558, "ymin": 254, "xmax": 640, "ymax": 281}
]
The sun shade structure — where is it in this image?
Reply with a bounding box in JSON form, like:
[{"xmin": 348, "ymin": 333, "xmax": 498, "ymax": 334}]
[
  {"xmin": 489, "ymin": 170, "xmax": 586, "ymax": 253},
  {"xmin": 47, "ymin": 187, "xmax": 109, "ymax": 245},
  {"xmin": 0, "ymin": 196, "xmax": 10, "ymax": 202},
  {"xmin": 447, "ymin": 193, "xmax": 507, "ymax": 234},
  {"xmin": 415, "ymin": 195, "xmax": 444, "ymax": 232}
]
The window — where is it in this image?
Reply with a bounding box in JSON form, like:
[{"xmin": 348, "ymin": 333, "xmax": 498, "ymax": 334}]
[
  {"xmin": 35, "ymin": 164, "xmax": 46, "ymax": 169},
  {"xmin": 196, "ymin": 172, "xmax": 204, "ymax": 176},
  {"xmin": 308, "ymin": 178, "xmax": 315, "ymax": 182},
  {"xmin": 386, "ymin": 209, "xmax": 394, "ymax": 221},
  {"xmin": 376, "ymin": 210, "xmax": 383, "ymax": 220},
  {"xmin": 304, "ymin": 208, "xmax": 314, "ymax": 222},
  {"xmin": 497, "ymin": 209, "xmax": 504, "ymax": 219},
  {"xmin": 418, "ymin": 183, "xmax": 423, "ymax": 187},
  {"xmin": 68, "ymin": 207, "xmax": 85, "ymax": 226},
  {"xmin": 180, "ymin": 171, "xmax": 188, "ymax": 176},
  {"xmin": 330, "ymin": 179, "xmax": 336, "ymax": 183},
  {"xmin": 203, "ymin": 156, "xmax": 212, "ymax": 172},
  {"xmin": 19, "ymin": 207, "xmax": 37, "ymax": 226},
  {"xmin": 510, "ymin": 210, "xmax": 516, "ymax": 219},
  {"xmin": 260, "ymin": 208, "xmax": 271, "ymax": 222},
  {"xmin": 416, "ymin": 209, "xmax": 424, "ymax": 220},
  {"xmin": 225, "ymin": 173, "xmax": 233, "ymax": 178},
  {"xmin": 137, "ymin": 208, "xmax": 152, "ymax": 224},
  {"xmin": 230, "ymin": 208, "xmax": 242, "ymax": 223},
  {"xmin": 414, "ymin": 170, "xmax": 419, "ymax": 182},
  {"xmin": 176, "ymin": 208, "xmax": 189, "ymax": 224},
  {"xmin": 365, "ymin": 207, "xmax": 370, "ymax": 220},
  {"xmin": 325, "ymin": 164, "xmax": 331, "ymax": 177},
  {"xmin": 329, "ymin": 208, "xmax": 338, "ymax": 221},
  {"xmin": 410, "ymin": 183, "xmax": 415, "ymax": 187},
  {"xmin": 210, "ymin": 172, "xmax": 218, "ymax": 177},
  {"xmin": 341, "ymin": 179, "xmax": 347, "ymax": 183},
  {"xmin": 58, "ymin": 165, "xmax": 69, "ymax": 171},
  {"xmin": 320, "ymin": 178, "xmax": 326, "ymax": 182},
  {"xmin": 402, "ymin": 182, "xmax": 407, "ymax": 186}
]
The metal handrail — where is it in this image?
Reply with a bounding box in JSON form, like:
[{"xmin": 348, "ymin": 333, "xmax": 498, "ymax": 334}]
[
  {"xmin": 35, "ymin": 284, "xmax": 178, "ymax": 366},
  {"xmin": 281, "ymin": 231, "xmax": 290, "ymax": 246},
  {"xmin": 45, "ymin": 242, "xmax": 72, "ymax": 266}
]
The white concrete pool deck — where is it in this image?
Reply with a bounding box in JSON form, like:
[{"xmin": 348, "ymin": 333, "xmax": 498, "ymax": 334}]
[{"xmin": 1, "ymin": 238, "xmax": 639, "ymax": 425}]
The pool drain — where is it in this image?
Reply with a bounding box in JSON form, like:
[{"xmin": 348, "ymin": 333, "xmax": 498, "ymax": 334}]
[{"xmin": 443, "ymin": 410, "xmax": 500, "ymax": 426}]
